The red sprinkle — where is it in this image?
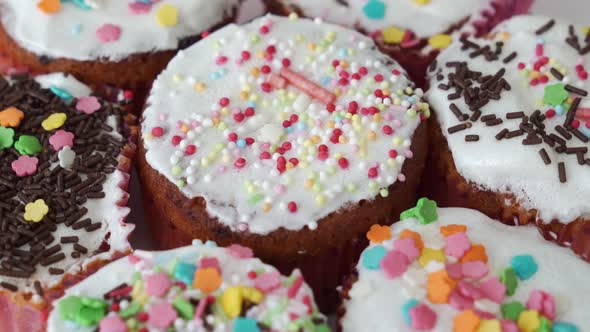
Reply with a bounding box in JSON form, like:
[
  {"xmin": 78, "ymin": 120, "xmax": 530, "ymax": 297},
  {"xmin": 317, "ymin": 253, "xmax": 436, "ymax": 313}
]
[
  {"xmin": 282, "ymin": 142, "xmax": 292, "ymax": 151},
  {"xmin": 245, "ymin": 107, "xmax": 255, "ymax": 117},
  {"xmin": 185, "ymin": 145, "xmax": 197, "ymax": 156},
  {"xmin": 261, "ymin": 82, "xmax": 272, "ymax": 93},
  {"xmin": 151, "ymin": 127, "xmax": 164, "ymax": 137},
  {"xmin": 233, "ymin": 112, "xmax": 245, "ymax": 122},
  {"xmin": 287, "ymin": 201, "xmax": 297, "ymax": 213},
  {"xmin": 241, "ymin": 51, "xmax": 251, "ymax": 60},
  {"xmin": 374, "ymin": 74, "xmax": 384, "ymax": 82},
  {"xmin": 389, "ymin": 149, "xmax": 399, "ymax": 158},
  {"xmin": 359, "ymin": 67, "xmax": 368, "ymax": 75},
  {"xmin": 171, "ymin": 135, "xmax": 182, "ymax": 146},
  {"xmin": 261, "ymin": 65, "xmax": 271, "ymax": 74},
  {"xmin": 259, "ymin": 151, "xmax": 271, "ymax": 160},
  {"xmin": 228, "ymin": 132, "xmax": 238, "ymax": 142},
  {"xmin": 247, "ymin": 271, "xmax": 257, "ymax": 279},
  {"xmin": 245, "ymin": 137, "xmax": 255, "ymax": 145},
  {"xmin": 282, "ymin": 120, "xmax": 292, "ymax": 128},
  {"xmin": 326, "ymin": 103, "xmax": 336, "ymax": 113},
  {"xmin": 234, "ymin": 158, "xmax": 247, "ymax": 169},
  {"xmin": 219, "ymin": 97, "xmax": 230, "ymax": 107},
  {"xmin": 137, "ymin": 312, "xmax": 149, "ymax": 322},
  {"xmin": 110, "ymin": 302, "xmax": 120, "ymax": 312},
  {"xmin": 259, "ymin": 26, "xmax": 270, "ymax": 34},
  {"xmin": 338, "ymin": 157, "xmax": 349, "ymax": 169},
  {"xmin": 368, "ymin": 167, "xmax": 379, "ymax": 178},
  {"xmin": 282, "ymin": 58, "xmax": 291, "ymax": 67},
  {"xmin": 289, "ymin": 114, "xmax": 299, "ymax": 123},
  {"xmin": 382, "ymin": 125, "xmax": 394, "ymax": 135}
]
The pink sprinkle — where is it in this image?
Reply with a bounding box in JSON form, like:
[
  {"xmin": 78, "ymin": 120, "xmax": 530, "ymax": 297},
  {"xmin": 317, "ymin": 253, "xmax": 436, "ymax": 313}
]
[
  {"xmin": 199, "ymin": 257, "xmax": 221, "ymax": 273},
  {"xmin": 49, "ymin": 130, "xmax": 74, "ymax": 151},
  {"xmin": 379, "ymin": 250, "xmax": 409, "ymax": 279},
  {"xmin": 501, "ymin": 320, "xmax": 519, "ymax": 332},
  {"xmin": 274, "ymin": 185, "xmax": 286, "ymax": 195},
  {"xmin": 445, "ymin": 232, "xmax": 471, "ymax": 258},
  {"xmin": 409, "ymin": 304, "xmax": 437, "ymax": 330},
  {"xmin": 479, "ymin": 277, "xmax": 506, "ymax": 303},
  {"xmin": 398, "ymin": 174, "xmax": 406, "ymax": 182},
  {"xmin": 393, "ymin": 238, "xmax": 420, "ymax": 262},
  {"xmin": 288, "ymin": 276, "xmax": 304, "ymax": 299},
  {"xmin": 457, "ymin": 281, "xmax": 484, "ymax": 300},
  {"xmin": 99, "ymin": 314, "xmax": 128, "ymax": 332},
  {"xmin": 194, "ymin": 296, "xmax": 213, "ymax": 319},
  {"xmin": 474, "ymin": 309, "xmax": 496, "ymax": 320},
  {"xmin": 158, "ymin": 114, "xmax": 167, "ymax": 121},
  {"xmin": 144, "ymin": 272, "xmax": 171, "ymax": 297},
  {"xmin": 147, "ymin": 302, "xmax": 177, "ymax": 329},
  {"xmin": 279, "ymin": 67, "xmax": 336, "ymax": 104},
  {"xmin": 76, "ymin": 96, "xmax": 101, "ymax": 114},
  {"xmin": 226, "ymin": 244, "xmax": 253, "ymax": 259},
  {"xmin": 128, "ymin": 2, "xmax": 152, "ymax": 14},
  {"xmin": 254, "ymin": 271, "xmax": 281, "ymax": 293},
  {"xmin": 96, "ymin": 24, "xmax": 122, "ymax": 43},
  {"xmin": 446, "ymin": 263, "xmax": 463, "ymax": 279},
  {"xmin": 405, "ymin": 150, "xmax": 414, "ymax": 159},
  {"xmin": 449, "ymin": 289, "xmax": 474, "ymax": 310},
  {"xmin": 462, "ymin": 261, "xmax": 489, "ymax": 280},
  {"xmin": 527, "ymin": 290, "xmax": 555, "ymax": 320},
  {"xmin": 11, "ymin": 156, "xmax": 38, "ymax": 177}
]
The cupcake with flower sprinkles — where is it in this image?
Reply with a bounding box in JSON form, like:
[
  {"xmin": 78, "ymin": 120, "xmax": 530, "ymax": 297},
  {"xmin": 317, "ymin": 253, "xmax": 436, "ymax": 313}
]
[
  {"xmin": 340, "ymin": 198, "xmax": 588, "ymax": 331},
  {"xmin": 47, "ymin": 241, "xmax": 329, "ymax": 332},
  {"xmin": 263, "ymin": 0, "xmax": 533, "ymax": 86},
  {"xmin": 138, "ymin": 14, "xmax": 429, "ymax": 310},
  {"xmin": 424, "ymin": 15, "xmax": 590, "ymax": 261},
  {"xmin": 0, "ymin": 73, "xmax": 136, "ymax": 332},
  {"xmin": 0, "ymin": 0, "xmax": 242, "ymax": 99}
]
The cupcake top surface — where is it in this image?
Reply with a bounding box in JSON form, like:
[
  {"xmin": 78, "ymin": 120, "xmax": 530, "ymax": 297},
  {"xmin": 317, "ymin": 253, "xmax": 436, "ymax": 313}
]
[
  {"xmin": 0, "ymin": 0, "xmax": 240, "ymax": 61},
  {"xmin": 426, "ymin": 15, "xmax": 590, "ymax": 224},
  {"xmin": 341, "ymin": 199, "xmax": 588, "ymax": 332},
  {"xmin": 275, "ymin": 0, "xmax": 501, "ymax": 38},
  {"xmin": 142, "ymin": 14, "xmax": 430, "ymax": 235},
  {"xmin": 47, "ymin": 242, "xmax": 328, "ymax": 332},
  {"xmin": 0, "ymin": 73, "xmax": 132, "ymax": 302}
]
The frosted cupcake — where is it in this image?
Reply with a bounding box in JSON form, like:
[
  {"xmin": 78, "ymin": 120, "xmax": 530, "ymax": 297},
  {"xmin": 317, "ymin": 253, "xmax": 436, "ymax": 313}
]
[
  {"xmin": 0, "ymin": 73, "xmax": 136, "ymax": 332},
  {"xmin": 340, "ymin": 198, "xmax": 586, "ymax": 331},
  {"xmin": 47, "ymin": 241, "xmax": 329, "ymax": 332},
  {"xmin": 138, "ymin": 14, "xmax": 430, "ymax": 310}
]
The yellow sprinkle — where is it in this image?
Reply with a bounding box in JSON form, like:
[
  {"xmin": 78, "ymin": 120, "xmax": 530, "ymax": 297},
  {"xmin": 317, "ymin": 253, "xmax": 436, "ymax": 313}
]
[
  {"xmin": 382, "ymin": 26, "xmax": 405, "ymax": 44},
  {"xmin": 419, "ymin": 248, "xmax": 446, "ymax": 267},
  {"xmin": 41, "ymin": 113, "xmax": 67, "ymax": 131},
  {"xmin": 24, "ymin": 199, "xmax": 49, "ymax": 223},
  {"xmin": 155, "ymin": 4, "xmax": 178, "ymax": 27},
  {"xmin": 221, "ymin": 287, "xmax": 242, "ymax": 319},
  {"xmin": 194, "ymin": 82, "xmax": 206, "ymax": 92},
  {"xmin": 518, "ymin": 310, "xmax": 540, "ymax": 332},
  {"xmin": 288, "ymin": 12, "xmax": 299, "ymax": 20},
  {"xmin": 428, "ymin": 34, "xmax": 452, "ymax": 49},
  {"xmin": 311, "ymin": 135, "xmax": 321, "ymax": 144},
  {"xmin": 250, "ymin": 67, "xmax": 260, "ymax": 77},
  {"xmin": 339, "ymin": 136, "xmax": 348, "ymax": 144},
  {"xmin": 412, "ymin": 0, "xmax": 431, "ymax": 4},
  {"xmin": 316, "ymin": 194, "xmax": 326, "ymax": 206},
  {"xmin": 368, "ymin": 131, "xmax": 377, "ymax": 141},
  {"xmin": 477, "ymin": 320, "xmax": 501, "ymax": 332},
  {"xmin": 262, "ymin": 203, "xmax": 272, "ymax": 212},
  {"xmin": 131, "ymin": 279, "xmax": 149, "ymax": 305}
]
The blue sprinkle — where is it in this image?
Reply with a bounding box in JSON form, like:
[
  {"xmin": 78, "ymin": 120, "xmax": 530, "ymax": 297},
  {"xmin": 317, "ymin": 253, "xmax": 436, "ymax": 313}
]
[
  {"xmin": 406, "ymin": 96, "xmax": 415, "ymax": 104},
  {"xmin": 71, "ymin": 23, "xmax": 83, "ymax": 35},
  {"xmin": 50, "ymin": 86, "xmax": 73, "ymax": 101},
  {"xmin": 209, "ymin": 72, "xmax": 220, "ymax": 80},
  {"xmin": 553, "ymin": 322, "xmax": 579, "ymax": 332},
  {"xmin": 247, "ymin": 101, "xmax": 257, "ymax": 108},
  {"xmin": 174, "ymin": 262, "xmax": 197, "ymax": 285},
  {"xmin": 296, "ymin": 122, "xmax": 306, "ymax": 131},
  {"xmin": 233, "ymin": 317, "xmax": 260, "ymax": 332},
  {"xmin": 402, "ymin": 299, "xmax": 419, "ymax": 326},
  {"xmin": 320, "ymin": 77, "xmax": 331, "ymax": 86},
  {"xmin": 237, "ymin": 139, "xmax": 247, "ymax": 148},
  {"xmin": 511, "ymin": 255, "xmax": 538, "ymax": 280},
  {"xmin": 363, "ymin": 0, "xmax": 386, "ymax": 20},
  {"xmin": 205, "ymin": 240, "xmax": 217, "ymax": 247},
  {"xmin": 361, "ymin": 245, "xmax": 386, "ymax": 270},
  {"xmin": 580, "ymin": 126, "xmax": 590, "ymax": 139},
  {"xmin": 555, "ymin": 104, "xmax": 565, "ymax": 115},
  {"xmin": 286, "ymin": 126, "xmax": 294, "ymax": 134},
  {"xmin": 338, "ymin": 49, "xmax": 348, "ymax": 57}
]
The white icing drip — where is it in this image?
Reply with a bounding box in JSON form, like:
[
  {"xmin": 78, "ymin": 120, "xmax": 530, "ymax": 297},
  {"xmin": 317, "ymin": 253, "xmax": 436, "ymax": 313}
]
[
  {"xmin": 278, "ymin": 0, "xmax": 500, "ymax": 38},
  {"xmin": 142, "ymin": 15, "xmax": 425, "ymax": 235},
  {"xmin": 341, "ymin": 207, "xmax": 590, "ymax": 331},
  {"xmin": 47, "ymin": 242, "xmax": 322, "ymax": 332},
  {"xmin": 0, "ymin": 0, "xmax": 240, "ymax": 61},
  {"xmin": 427, "ymin": 15, "xmax": 590, "ymax": 224},
  {"xmin": 0, "ymin": 74, "xmax": 133, "ymax": 299}
]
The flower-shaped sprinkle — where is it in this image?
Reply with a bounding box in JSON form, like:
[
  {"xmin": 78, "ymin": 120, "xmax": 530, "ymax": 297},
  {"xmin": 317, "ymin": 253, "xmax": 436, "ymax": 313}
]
[
  {"xmin": 11, "ymin": 155, "xmax": 39, "ymax": 177},
  {"xmin": 0, "ymin": 126, "xmax": 14, "ymax": 150},
  {"xmin": 76, "ymin": 96, "xmax": 101, "ymax": 114},
  {"xmin": 41, "ymin": 113, "xmax": 67, "ymax": 131},
  {"xmin": 544, "ymin": 83, "xmax": 569, "ymax": 106},
  {"xmin": 37, "ymin": 0, "xmax": 61, "ymax": 14},
  {"xmin": 366, "ymin": 224, "xmax": 392, "ymax": 244},
  {"xmin": 0, "ymin": 107, "xmax": 24, "ymax": 127},
  {"xmin": 96, "ymin": 24, "xmax": 122, "ymax": 43},
  {"xmin": 14, "ymin": 135, "xmax": 42, "ymax": 155},
  {"xmin": 401, "ymin": 198, "xmax": 438, "ymax": 225},
  {"xmin": 49, "ymin": 130, "xmax": 74, "ymax": 151},
  {"xmin": 24, "ymin": 199, "xmax": 49, "ymax": 223},
  {"xmin": 58, "ymin": 146, "xmax": 76, "ymax": 169}
]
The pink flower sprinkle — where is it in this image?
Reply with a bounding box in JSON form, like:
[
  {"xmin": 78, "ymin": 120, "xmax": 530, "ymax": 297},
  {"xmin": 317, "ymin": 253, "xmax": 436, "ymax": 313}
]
[
  {"xmin": 96, "ymin": 24, "xmax": 122, "ymax": 43},
  {"xmin": 12, "ymin": 156, "xmax": 38, "ymax": 177},
  {"xmin": 76, "ymin": 96, "xmax": 101, "ymax": 114},
  {"xmin": 147, "ymin": 302, "xmax": 177, "ymax": 329},
  {"xmin": 99, "ymin": 314, "xmax": 128, "ymax": 332},
  {"xmin": 226, "ymin": 244, "xmax": 253, "ymax": 259},
  {"xmin": 49, "ymin": 130, "xmax": 74, "ymax": 151},
  {"xmin": 144, "ymin": 272, "xmax": 171, "ymax": 297},
  {"xmin": 379, "ymin": 250, "xmax": 409, "ymax": 279}
]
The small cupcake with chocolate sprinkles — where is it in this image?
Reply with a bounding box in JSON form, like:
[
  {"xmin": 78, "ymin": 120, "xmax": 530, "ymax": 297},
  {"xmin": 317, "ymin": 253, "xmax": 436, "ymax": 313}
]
[
  {"xmin": 0, "ymin": 73, "xmax": 136, "ymax": 332},
  {"xmin": 139, "ymin": 14, "xmax": 430, "ymax": 311},
  {"xmin": 0, "ymin": 0, "xmax": 242, "ymax": 104},
  {"xmin": 263, "ymin": 0, "xmax": 533, "ymax": 86},
  {"xmin": 424, "ymin": 16, "xmax": 590, "ymax": 261},
  {"xmin": 339, "ymin": 198, "xmax": 587, "ymax": 332},
  {"xmin": 47, "ymin": 241, "xmax": 329, "ymax": 332}
]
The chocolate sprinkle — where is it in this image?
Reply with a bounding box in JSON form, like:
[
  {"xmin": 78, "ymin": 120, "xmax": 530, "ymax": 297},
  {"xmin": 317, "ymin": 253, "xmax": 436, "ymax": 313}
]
[
  {"xmin": 535, "ymin": 19, "xmax": 555, "ymax": 35},
  {"xmin": 0, "ymin": 75, "xmax": 128, "ymax": 291},
  {"xmin": 539, "ymin": 148, "xmax": 552, "ymax": 165},
  {"xmin": 465, "ymin": 135, "xmax": 480, "ymax": 142},
  {"xmin": 558, "ymin": 162, "xmax": 567, "ymax": 183}
]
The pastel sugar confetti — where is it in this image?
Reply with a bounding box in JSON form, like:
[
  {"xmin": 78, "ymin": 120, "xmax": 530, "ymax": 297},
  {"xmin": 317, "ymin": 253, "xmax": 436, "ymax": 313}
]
[
  {"xmin": 380, "ymin": 250, "xmax": 410, "ymax": 279},
  {"xmin": 24, "ymin": 199, "xmax": 49, "ymax": 223},
  {"xmin": 445, "ymin": 232, "xmax": 471, "ymax": 258},
  {"xmin": 361, "ymin": 245, "xmax": 387, "ymax": 270},
  {"xmin": 147, "ymin": 302, "xmax": 177, "ymax": 329},
  {"xmin": 393, "ymin": 237, "xmax": 420, "ymax": 261},
  {"xmin": 144, "ymin": 272, "xmax": 172, "ymax": 297},
  {"xmin": 76, "ymin": 96, "xmax": 101, "ymax": 114},
  {"xmin": 96, "ymin": 24, "xmax": 122, "ymax": 43},
  {"xmin": 409, "ymin": 304, "xmax": 437, "ymax": 330},
  {"xmin": 49, "ymin": 130, "xmax": 75, "ymax": 151},
  {"xmin": 0, "ymin": 107, "xmax": 24, "ymax": 127},
  {"xmin": 11, "ymin": 155, "xmax": 39, "ymax": 177}
]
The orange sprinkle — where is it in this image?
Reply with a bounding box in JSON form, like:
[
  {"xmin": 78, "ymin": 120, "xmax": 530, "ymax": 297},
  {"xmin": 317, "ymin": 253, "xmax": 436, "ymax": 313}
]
[
  {"xmin": 427, "ymin": 269, "xmax": 456, "ymax": 304},
  {"xmin": 366, "ymin": 224, "xmax": 392, "ymax": 244},
  {"xmin": 440, "ymin": 224, "xmax": 467, "ymax": 237},
  {"xmin": 454, "ymin": 310, "xmax": 481, "ymax": 332},
  {"xmin": 399, "ymin": 229, "xmax": 424, "ymax": 250},
  {"xmin": 193, "ymin": 268, "xmax": 222, "ymax": 294},
  {"xmin": 460, "ymin": 244, "xmax": 488, "ymax": 263},
  {"xmin": 37, "ymin": 0, "xmax": 61, "ymax": 14},
  {"xmin": 0, "ymin": 107, "xmax": 24, "ymax": 128}
]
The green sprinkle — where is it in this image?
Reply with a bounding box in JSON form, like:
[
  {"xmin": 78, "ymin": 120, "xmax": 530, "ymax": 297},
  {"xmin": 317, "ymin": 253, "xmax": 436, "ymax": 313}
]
[
  {"xmin": 538, "ymin": 317, "xmax": 552, "ymax": 332},
  {"xmin": 501, "ymin": 301, "xmax": 525, "ymax": 321},
  {"xmin": 248, "ymin": 193, "xmax": 264, "ymax": 205},
  {"xmin": 500, "ymin": 268, "xmax": 518, "ymax": 296},
  {"xmin": 400, "ymin": 198, "xmax": 438, "ymax": 224},
  {"xmin": 0, "ymin": 126, "xmax": 14, "ymax": 150},
  {"xmin": 14, "ymin": 135, "xmax": 42, "ymax": 155},
  {"xmin": 173, "ymin": 296, "xmax": 194, "ymax": 320},
  {"xmin": 119, "ymin": 302, "xmax": 142, "ymax": 319},
  {"xmin": 544, "ymin": 83, "xmax": 569, "ymax": 106}
]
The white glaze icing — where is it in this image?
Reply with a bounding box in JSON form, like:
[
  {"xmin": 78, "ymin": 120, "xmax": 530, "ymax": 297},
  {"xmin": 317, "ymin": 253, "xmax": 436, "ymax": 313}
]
[
  {"xmin": 0, "ymin": 0, "xmax": 240, "ymax": 61},
  {"xmin": 47, "ymin": 241, "xmax": 326, "ymax": 332},
  {"xmin": 142, "ymin": 14, "xmax": 429, "ymax": 235},
  {"xmin": 341, "ymin": 207, "xmax": 590, "ymax": 331},
  {"xmin": 276, "ymin": 0, "xmax": 503, "ymax": 38},
  {"xmin": 0, "ymin": 73, "xmax": 133, "ymax": 301},
  {"xmin": 426, "ymin": 15, "xmax": 590, "ymax": 224}
]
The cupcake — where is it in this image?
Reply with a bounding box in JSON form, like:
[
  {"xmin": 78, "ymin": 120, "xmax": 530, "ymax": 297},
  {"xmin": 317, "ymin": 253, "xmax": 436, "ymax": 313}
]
[
  {"xmin": 340, "ymin": 198, "xmax": 586, "ymax": 331},
  {"xmin": 424, "ymin": 16, "xmax": 590, "ymax": 261},
  {"xmin": 263, "ymin": 0, "xmax": 533, "ymax": 86},
  {"xmin": 0, "ymin": 73, "xmax": 136, "ymax": 332},
  {"xmin": 138, "ymin": 14, "xmax": 430, "ymax": 310},
  {"xmin": 47, "ymin": 241, "xmax": 329, "ymax": 332},
  {"xmin": 0, "ymin": 0, "xmax": 242, "ymax": 104}
]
